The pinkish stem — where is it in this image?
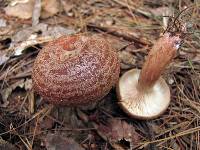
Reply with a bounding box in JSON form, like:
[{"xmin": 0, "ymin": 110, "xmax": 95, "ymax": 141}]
[{"xmin": 137, "ymin": 33, "xmax": 182, "ymax": 92}]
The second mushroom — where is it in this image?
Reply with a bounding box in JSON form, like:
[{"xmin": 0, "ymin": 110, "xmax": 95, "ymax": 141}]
[{"xmin": 117, "ymin": 32, "xmax": 182, "ymax": 119}]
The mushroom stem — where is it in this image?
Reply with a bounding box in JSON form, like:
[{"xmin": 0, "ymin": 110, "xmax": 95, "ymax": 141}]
[{"xmin": 137, "ymin": 33, "xmax": 181, "ymax": 92}]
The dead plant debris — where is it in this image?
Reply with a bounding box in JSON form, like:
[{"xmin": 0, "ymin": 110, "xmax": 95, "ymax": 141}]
[{"xmin": 0, "ymin": 0, "xmax": 199, "ymax": 149}]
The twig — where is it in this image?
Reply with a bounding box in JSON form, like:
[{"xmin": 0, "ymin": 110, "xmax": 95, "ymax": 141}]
[
  {"xmin": 87, "ymin": 23, "xmax": 151, "ymax": 46},
  {"xmin": 112, "ymin": 0, "xmax": 152, "ymax": 18}
]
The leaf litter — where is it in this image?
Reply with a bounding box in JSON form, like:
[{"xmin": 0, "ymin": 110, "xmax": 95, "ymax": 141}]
[
  {"xmin": 97, "ymin": 118, "xmax": 141, "ymax": 149},
  {"xmin": 0, "ymin": 0, "xmax": 200, "ymax": 149}
]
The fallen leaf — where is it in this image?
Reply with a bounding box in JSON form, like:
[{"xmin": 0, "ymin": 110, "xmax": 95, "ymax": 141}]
[
  {"xmin": 98, "ymin": 118, "xmax": 141, "ymax": 149},
  {"xmin": 45, "ymin": 133, "xmax": 84, "ymax": 150},
  {"xmin": 9, "ymin": 23, "xmax": 76, "ymax": 56},
  {"xmin": 4, "ymin": 0, "xmax": 35, "ymax": 19},
  {"xmin": 14, "ymin": 34, "xmax": 38, "ymax": 56}
]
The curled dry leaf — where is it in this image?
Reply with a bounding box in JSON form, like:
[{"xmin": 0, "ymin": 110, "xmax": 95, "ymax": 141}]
[
  {"xmin": 98, "ymin": 118, "xmax": 140, "ymax": 149},
  {"xmin": 45, "ymin": 133, "xmax": 84, "ymax": 150}
]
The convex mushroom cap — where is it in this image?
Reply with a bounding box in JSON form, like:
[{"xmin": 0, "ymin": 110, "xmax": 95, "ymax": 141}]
[
  {"xmin": 32, "ymin": 35, "xmax": 120, "ymax": 106},
  {"xmin": 117, "ymin": 33, "xmax": 182, "ymax": 119}
]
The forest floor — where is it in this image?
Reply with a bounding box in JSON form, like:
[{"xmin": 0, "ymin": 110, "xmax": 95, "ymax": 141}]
[{"xmin": 0, "ymin": 0, "xmax": 200, "ymax": 149}]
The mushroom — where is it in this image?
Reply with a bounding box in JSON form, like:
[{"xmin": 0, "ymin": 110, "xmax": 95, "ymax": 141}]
[
  {"xmin": 32, "ymin": 35, "xmax": 120, "ymax": 106},
  {"xmin": 117, "ymin": 33, "xmax": 182, "ymax": 119}
]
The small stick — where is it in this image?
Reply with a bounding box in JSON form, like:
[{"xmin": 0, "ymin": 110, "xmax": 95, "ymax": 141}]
[{"xmin": 87, "ymin": 23, "xmax": 151, "ymax": 46}]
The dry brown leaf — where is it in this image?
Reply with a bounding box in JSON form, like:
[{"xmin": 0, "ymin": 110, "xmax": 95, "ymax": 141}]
[
  {"xmin": 98, "ymin": 118, "xmax": 141, "ymax": 149},
  {"xmin": 4, "ymin": 0, "xmax": 35, "ymax": 19},
  {"xmin": 45, "ymin": 133, "xmax": 84, "ymax": 150}
]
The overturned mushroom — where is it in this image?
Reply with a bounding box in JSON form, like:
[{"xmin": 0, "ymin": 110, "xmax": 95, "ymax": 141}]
[{"xmin": 117, "ymin": 33, "xmax": 182, "ymax": 119}]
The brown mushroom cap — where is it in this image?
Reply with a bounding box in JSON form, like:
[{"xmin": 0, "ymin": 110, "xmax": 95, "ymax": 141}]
[
  {"xmin": 117, "ymin": 69, "xmax": 170, "ymax": 120},
  {"xmin": 32, "ymin": 35, "xmax": 120, "ymax": 106}
]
